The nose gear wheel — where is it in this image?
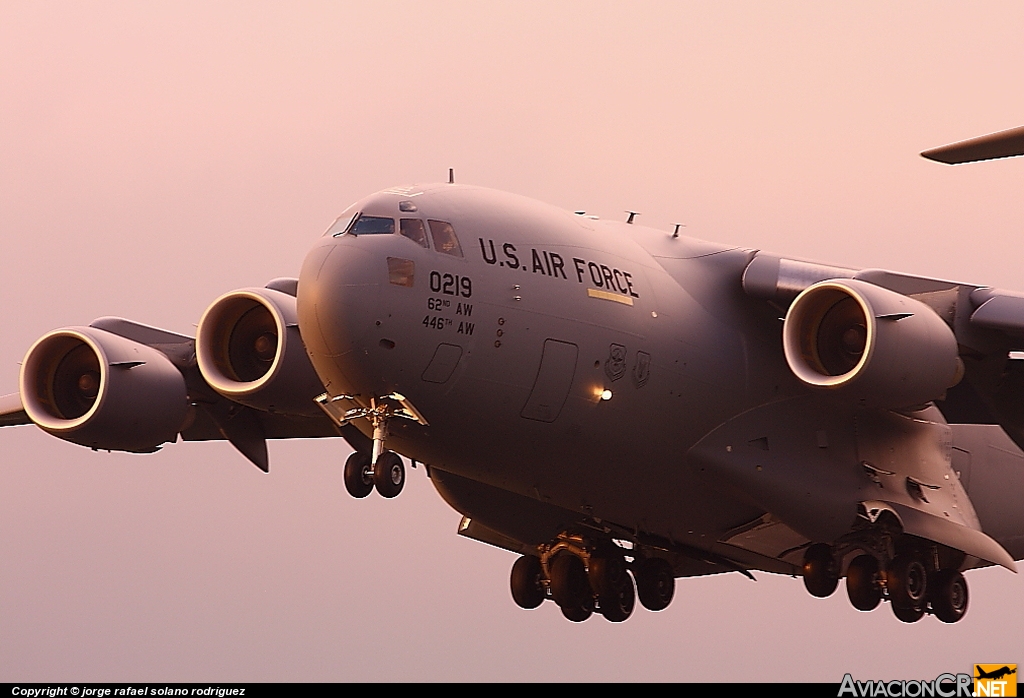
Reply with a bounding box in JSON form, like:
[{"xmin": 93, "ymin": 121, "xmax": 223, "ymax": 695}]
[
  {"xmin": 343, "ymin": 451, "xmax": 374, "ymax": 498},
  {"xmin": 373, "ymin": 450, "xmax": 405, "ymax": 498}
]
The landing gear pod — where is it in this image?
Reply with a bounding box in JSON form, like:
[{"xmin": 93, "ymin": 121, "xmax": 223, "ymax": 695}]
[
  {"xmin": 20, "ymin": 328, "xmax": 188, "ymax": 452},
  {"xmin": 196, "ymin": 288, "xmax": 325, "ymax": 416},
  {"xmin": 783, "ymin": 279, "xmax": 962, "ymax": 408}
]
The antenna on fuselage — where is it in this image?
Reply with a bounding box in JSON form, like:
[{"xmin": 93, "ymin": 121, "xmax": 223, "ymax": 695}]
[
  {"xmin": 625, "ymin": 211, "xmax": 640, "ymax": 224},
  {"xmin": 448, "ymin": 168, "xmax": 455, "ymax": 184},
  {"xmin": 672, "ymin": 223, "xmax": 686, "ymax": 238}
]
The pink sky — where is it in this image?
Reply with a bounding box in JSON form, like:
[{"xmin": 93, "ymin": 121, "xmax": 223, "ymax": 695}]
[{"xmin": 2, "ymin": 1, "xmax": 1023, "ymax": 681}]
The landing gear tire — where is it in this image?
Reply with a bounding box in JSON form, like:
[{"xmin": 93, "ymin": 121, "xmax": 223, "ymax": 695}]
[
  {"xmin": 343, "ymin": 451, "xmax": 374, "ymax": 498},
  {"xmin": 931, "ymin": 570, "xmax": 969, "ymax": 624},
  {"xmin": 588, "ymin": 554, "xmax": 628, "ymax": 597},
  {"xmin": 560, "ymin": 596, "xmax": 594, "ymax": 622},
  {"xmin": 892, "ymin": 602, "xmax": 925, "ymax": 623},
  {"xmin": 598, "ymin": 571, "xmax": 636, "ymax": 623},
  {"xmin": 887, "ymin": 554, "xmax": 928, "ymax": 610},
  {"xmin": 635, "ymin": 557, "xmax": 675, "ymax": 612},
  {"xmin": 550, "ymin": 554, "xmax": 590, "ymax": 610},
  {"xmin": 510, "ymin": 555, "xmax": 545, "ymax": 610},
  {"xmin": 588, "ymin": 552, "xmax": 635, "ymax": 622},
  {"xmin": 846, "ymin": 555, "xmax": 882, "ymax": 611},
  {"xmin": 373, "ymin": 450, "xmax": 405, "ymax": 498},
  {"xmin": 802, "ymin": 543, "xmax": 839, "ymax": 598}
]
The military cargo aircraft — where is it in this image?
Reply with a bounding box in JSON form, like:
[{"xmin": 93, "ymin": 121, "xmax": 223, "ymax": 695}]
[{"xmin": 3, "ymin": 127, "xmax": 1023, "ymax": 625}]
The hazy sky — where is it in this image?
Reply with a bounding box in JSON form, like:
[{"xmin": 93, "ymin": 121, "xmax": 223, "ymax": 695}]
[{"xmin": 2, "ymin": 1, "xmax": 1023, "ymax": 682}]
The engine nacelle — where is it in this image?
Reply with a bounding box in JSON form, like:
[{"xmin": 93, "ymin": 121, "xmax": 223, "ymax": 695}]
[
  {"xmin": 783, "ymin": 279, "xmax": 962, "ymax": 408},
  {"xmin": 196, "ymin": 287, "xmax": 325, "ymax": 415},
  {"xmin": 20, "ymin": 328, "xmax": 188, "ymax": 452}
]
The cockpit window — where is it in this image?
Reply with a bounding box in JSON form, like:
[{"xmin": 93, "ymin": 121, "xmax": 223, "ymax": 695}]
[
  {"xmin": 324, "ymin": 211, "xmax": 358, "ymax": 237},
  {"xmin": 348, "ymin": 215, "xmax": 395, "ymax": 236},
  {"xmin": 400, "ymin": 219, "xmax": 429, "ymax": 248},
  {"xmin": 428, "ymin": 220, "xmax": 463, "ymax": 257}
]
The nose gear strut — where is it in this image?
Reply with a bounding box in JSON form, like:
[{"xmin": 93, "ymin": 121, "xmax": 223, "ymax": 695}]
[{"xmin": 315, "ymin": 392, "xmax": 429, "ymax": 499}]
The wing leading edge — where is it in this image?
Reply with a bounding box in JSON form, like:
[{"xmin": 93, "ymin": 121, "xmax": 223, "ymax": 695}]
[
  {"xmin": 921, "ymin": 125, "xmax": 1024, "ymax": 164},
  {"xmin": 0, "ymin": 392, "xmax": 29, "ymax": 427}
]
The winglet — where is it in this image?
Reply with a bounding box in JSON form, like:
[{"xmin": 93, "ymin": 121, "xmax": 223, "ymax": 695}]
[{"xmin": 922, "ymin": 125, "xmax": 1024, "ymax": 164}]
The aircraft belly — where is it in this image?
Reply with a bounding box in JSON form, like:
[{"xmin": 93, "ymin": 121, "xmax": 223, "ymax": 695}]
[{"xmin": 372, "ymin": 254, "xmax": 770, "ymax": 544}]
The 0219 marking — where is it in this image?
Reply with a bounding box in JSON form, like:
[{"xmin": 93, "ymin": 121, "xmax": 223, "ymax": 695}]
[{"xmin": 430, "ymin": 271, "xmax": 472, "ymax": 298}]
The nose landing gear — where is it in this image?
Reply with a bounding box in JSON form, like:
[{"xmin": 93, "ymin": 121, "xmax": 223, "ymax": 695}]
[{"xmin": 317, "ymin": 392, "xmax": 426, "ymax": 499}]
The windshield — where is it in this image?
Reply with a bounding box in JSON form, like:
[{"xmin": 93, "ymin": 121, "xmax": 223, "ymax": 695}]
[{"xmin": 348, "ymin": 215, "xmax": 395, "ymax": 236}]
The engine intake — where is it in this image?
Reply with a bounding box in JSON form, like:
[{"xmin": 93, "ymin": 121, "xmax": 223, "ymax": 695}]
[
  {"xmin": 783, "ymin": 279, "xmax": 962, "ymax": 408},
  {"xmin": 196, "ymin": 288, "xmax": 325, "ymax": 415},
  {"xmin": 20, "ymin": 328, "xmax": 188, "ymax": 452}
]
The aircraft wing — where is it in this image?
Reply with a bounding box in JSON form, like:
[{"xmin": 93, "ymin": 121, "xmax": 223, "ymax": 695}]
[
  {"xmin": 3, "ymin": 307, "xmax": 359, "ymax": 471},
  {"xmin": 921, "ymin": 125, "xmax": 1024, "ymax": 164},
  {"xmin": 0, "ymin": 392, "xmax": 30, "ymax": 427},
  {"xmin": 745, "ymin": 253, "xmax": 1024, "ymax": 434},
  {"xmin": 737, "ymin": 252, "xmax": 1024, "ymax": 571}
]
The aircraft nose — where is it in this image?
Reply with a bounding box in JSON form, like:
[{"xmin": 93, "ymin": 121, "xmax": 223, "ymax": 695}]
[{"xmin": 296, "ymin": 238, "xmax": 384, "ymax": 395}]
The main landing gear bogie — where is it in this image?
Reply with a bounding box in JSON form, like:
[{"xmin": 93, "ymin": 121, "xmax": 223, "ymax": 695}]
[
  {"xmin": 508, "ymin": 539, "xmax": 676, "ymax": 623},
  {"xmin": 801, "ymin": 543, "xmax": 970, "ymax": 624}
]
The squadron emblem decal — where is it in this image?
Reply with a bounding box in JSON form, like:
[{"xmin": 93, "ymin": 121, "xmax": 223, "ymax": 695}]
[
  {"xmin": 632, "ymin": 351, "xmax": 651, "ymax": 388},
  {"xmin": 605, "ymin": 344, "xmax": 627, "ymax": 382}
]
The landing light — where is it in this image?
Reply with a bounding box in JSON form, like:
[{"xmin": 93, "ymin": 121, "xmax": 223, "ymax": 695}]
[{"xmin": 600, "ymin": 389, "xmax": 613, "ymax": 401}]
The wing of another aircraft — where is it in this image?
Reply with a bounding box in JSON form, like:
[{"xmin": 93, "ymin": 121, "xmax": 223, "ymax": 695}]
[{"xmin": 921, "ymin": 125, "xmax": 1024, "ymax": 164}]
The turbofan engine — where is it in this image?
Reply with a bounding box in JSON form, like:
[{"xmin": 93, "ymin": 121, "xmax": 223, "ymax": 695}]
[
  {"xmin": 783, "ymin": 279, "xmax": 963, "ymax": 408},
  {"xmin": 195, "ymin": 287, "xmax": 325, "ymax": 415},
  {"xmin": 20, "ymin": 328, "xmax": 188, "ymax": 452}
]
